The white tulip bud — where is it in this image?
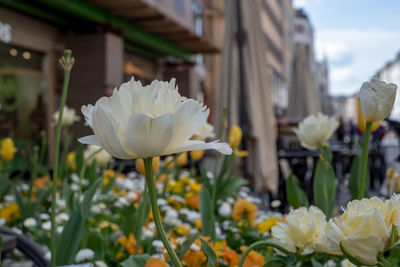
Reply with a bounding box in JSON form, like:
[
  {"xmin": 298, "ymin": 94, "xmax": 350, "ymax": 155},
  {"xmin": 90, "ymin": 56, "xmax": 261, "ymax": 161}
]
[{"xmin": 360, "ymin": 78, "xmax": 397, "ymax": 122}]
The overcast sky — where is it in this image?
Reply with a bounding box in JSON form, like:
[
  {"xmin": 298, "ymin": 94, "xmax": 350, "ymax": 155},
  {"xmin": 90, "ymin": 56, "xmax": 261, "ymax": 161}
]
[{"xmin": 293, "ymin": 0, "xmax": 400, "ymax": 96}]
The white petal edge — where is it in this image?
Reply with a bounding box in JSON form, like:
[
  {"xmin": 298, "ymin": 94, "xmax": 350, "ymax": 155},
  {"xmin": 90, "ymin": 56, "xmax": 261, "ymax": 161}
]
[
  {"xmin": 78, "ymin": 135, "xmax": 101, "ymax": 147},
  {"xmin": 161, "ymin": 140, "xmax": 232, "ymax": 156}
]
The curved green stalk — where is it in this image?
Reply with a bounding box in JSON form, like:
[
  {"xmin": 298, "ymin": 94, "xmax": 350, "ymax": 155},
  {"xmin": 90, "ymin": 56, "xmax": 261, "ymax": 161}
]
[
  {"xmin": 144, "ymin": 158, "xmax": 182, "ymax": 267},
  {"xmin": 50, "ymin": 50, "xmax": 74, "ymax": 266},
  {"xmin": 359, "ymin": 121, "xmax": 372, "ymax": 199},
  {"xmin": 238, "ymin": 240, "xmax": 291, "ymax": 267},
  {"xmin": 210, "ymin": 108, "xmax": 227, "ymax": 240}
]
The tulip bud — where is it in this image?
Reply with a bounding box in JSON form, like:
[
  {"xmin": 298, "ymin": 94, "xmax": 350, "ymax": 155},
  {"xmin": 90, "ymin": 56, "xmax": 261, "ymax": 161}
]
[
  {"xmin": 164, "ymin": 156, "xmax": 175, "ymax": 170},
  {"xmin": 190, "ymin": 150, "xmax": 204, "ymax": 162},
  {"xmin": 135, "ymin": 156, "xmax": 160, "ymax": 175},
  {"xmin": 356, "ymin": 97, "xmax": 381, "ymax": 133},
  {"xmin": 0, "ymin": 137, "xmax": 17, "ymax": 162},
  {"xmin": 360, "ymin": 78, "xmax": 397, "ymax": 122},
  {"xmin": 176, "ymin": 152, "xmax": 188, "ymax": 167},
  {"xmin": 228, "ymin": 125, "xmax": 243, "ymax": 149}
]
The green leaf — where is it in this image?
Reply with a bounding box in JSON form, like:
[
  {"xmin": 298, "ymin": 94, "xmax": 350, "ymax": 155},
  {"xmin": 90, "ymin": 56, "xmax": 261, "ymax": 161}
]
[
  {"xmin": 313, "ymin": 147, "xmax": 337, "ymax": 217},
  {"xmin": 178, "ymin": 233, "xmax": 200, "ymax": 259},
  {"xmin": 200, "ymin": 238, "xmax": 216, "ymax": 267},
  {"xmin": 55, "ymin": 178, "xmax": 101, "ymax": 265},
  {"xmin": 348, "ymin": 152, "xmax": 370, "ymax": 200},
  {"xmin": 200, "ymin": 183, "xmax": 212, "ymax": 237},
  {"xmin": 81, "ymin": 178, "xmax": 102, "ymax": 219},
  {"xmin": 285, "ymin": 173, "xmax": 309, "ymax": 209},
  {"xmin": 75, "ymin": 143, "xmax": 84, "ymax": 173},
  {"xmin": 386, "ymin": 225, "xmax": 399, "ymax": 250},
  {"xmin": 55, "ymin": 204, "xmax": 84, "ymax": 265},
  {"xmin": 217, "ymin": 176, "xmax": 248, "ymax": 201},
  {"xmin": 120, "ymin": 254, "xmax": 151, "ymax": 267},
  {"xmin": 87, "ymin": 231, "xmax": 105, "ymax": 260}
]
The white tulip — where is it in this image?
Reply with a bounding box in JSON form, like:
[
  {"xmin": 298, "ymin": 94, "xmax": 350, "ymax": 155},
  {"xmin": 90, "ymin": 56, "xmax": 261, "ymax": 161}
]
[
  {"xmin": 84, "ymin": 144, "xmax": 113, "ymax": 167},
  {"xmin": 79, "ymin": 77, "xmax": 232, "ymax": 159},
  {"xmin": 325, "ymin": 196, "xmax": 400, "ymax": 265},
  {"xmin": 360, "ymin": 78, "xmax": 397, "ymax": 122},
  {"xmin": 53, "ymin": 105, "xmax": 80, "ymax": 127},
  {"xmin": 293, "ymin": 113, "xmax": 339, "ymax": 150},
  {"xmin": 271, "ymin": 206, "xmax": 327, "ymax": 255}
]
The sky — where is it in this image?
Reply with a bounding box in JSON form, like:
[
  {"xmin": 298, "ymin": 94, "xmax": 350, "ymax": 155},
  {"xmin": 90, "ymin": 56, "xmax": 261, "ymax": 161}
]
[{"xmin": 293, "ymin": 0, "xmax": 400, "ymax": 96}]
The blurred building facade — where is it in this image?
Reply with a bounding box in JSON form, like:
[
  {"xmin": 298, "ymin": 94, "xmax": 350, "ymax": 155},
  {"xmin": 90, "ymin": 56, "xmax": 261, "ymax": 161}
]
[
  {"xmin": 0, "ymin": 0, "xmax": 222, "ymax": 152},
  {"xmin": 375, "ymin": 52, "xmax": 400, "ymax": 120}
]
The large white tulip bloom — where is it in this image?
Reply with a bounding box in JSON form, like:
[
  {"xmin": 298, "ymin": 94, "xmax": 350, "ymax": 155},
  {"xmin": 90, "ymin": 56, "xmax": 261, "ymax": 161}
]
[
  {"xmin": 271, "ymin": 206, "xmax": 328, "ymax": 255},
  {"xmin": 79, "ymin": 77, "xmax": 232, "ymax": 159},
  {"xmin": 360, "ymin": 78, "xmax": 397, "ymax": 122},
  {"xmin": 325, "ymin": 196, "xmax": 400, "ymax": 265},
  {"xmin": 293, "ymin": 113, "xmax": 339, "ymax": 150}
]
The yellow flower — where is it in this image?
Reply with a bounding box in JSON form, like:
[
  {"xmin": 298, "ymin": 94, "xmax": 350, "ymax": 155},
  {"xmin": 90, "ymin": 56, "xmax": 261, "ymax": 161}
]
[
  {"xmin": 228, "ymin": 126, "xmax": 248, "ymax": 157},
  {"xmin": 194, "ymin": 218, "xmax": 202, "ymax": 230},
  {"xmin": 1, "ymin": 137, "xmax": 17, "ymax": 162},
  {"xmin": 135, "ymin": 156, "xmax": 160, "ymax": 175},
  {"xmin": 257, "ymin": 217, "xmax": 283, "ymax": 234},
  {"xmin": 190, "ymin": 150, "xmax": 204, "ymax": 162},
  {"xmin": 232, "ymin": 199, "xmax": 258, "ymax": 226},
  {"xmin": 356, "ymin": 97, "xmax": 380, "ymax": 133},
  {"xmin": 66, "ymin": 151, "xmax": 77, "ymax": 171},
  {"xmin": 164, "ymin": 156, "xmax": 175, "ymax": 170},
  {"xmin": 189, "ymin": 182, "xmax": 202, "ymax": 194},
  {"xmin": 103, "ymin": 169, "xmax": 116, "ymax": 186},
  {"xmin": 176, "ymin": 224, "xmax": 191, "ymax": 236},
  {"xmin": 97, "ymin": 221, "xmax": 120, "ymax": 232},
  {"xmin": 0, "ymin": 202, "xmax": 20, "ymax": 222},
  {"xmin": 176, "ymin": 152, "xmax": 188, "ymax": 166},
  {"xmin": 145, "ymin": 258, "xmax": 170, "ymax": 267}
]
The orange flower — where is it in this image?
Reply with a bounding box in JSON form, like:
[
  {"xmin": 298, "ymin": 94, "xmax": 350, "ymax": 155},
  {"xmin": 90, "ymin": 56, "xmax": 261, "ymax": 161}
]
[
  {"xmin": 145, "ymin": 258, "xmax": 170, "ymax": 267},
  {"xmin": 241, "ymin": 247, "xmax": 266, "ymax": 267},
  {"xmin": 185, "ymin": 195, "xmax": 200, "ymax": 210},
  {"xmin": 232, "ymin": 199, "xmax": 258, "ymax": 226},
  {"xmin": 33, "ymin": 176, "xmax": 50, "ymax": 189},
  {"xmin": 181, "ymin": 239, "xmax": 207, "ymax": 267},
  {"xmin": 117, "ymin": 233, "xmax": 141, "ymax": 255}
]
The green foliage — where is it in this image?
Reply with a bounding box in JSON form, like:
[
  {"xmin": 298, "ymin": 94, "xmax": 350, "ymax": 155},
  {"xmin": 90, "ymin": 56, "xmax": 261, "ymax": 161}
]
[
  {"xmin": 200, "ymin": 238, "xmax": 217, "ymax": 267},
  {"xmin": 264, "ymin": 255, "xmax": 295, "ymax": 267},
  {"xmin": 178, "ymin": 233, "xmax": 200, "ymax": 259},
  {"xmin": 313, "ymin": 146, "xmax": 337, "ymax": 218},
  {"xmin": 200, "ymin": 168, "xmax": 213, "ymax": 237},
  {"xmin": 285, "ymin": 173, "xmax": 309, "ymax": 209},
  {"xmin": 55, "ymin": 178, "xmax": 102, "ymax": 266},
  {"xmin": 348, "ymin": 140, "xmax": 370, "ymax": 200},
  {"xmin": 120, "ymin": 254, "xmax": 151, "ymax": 267}
]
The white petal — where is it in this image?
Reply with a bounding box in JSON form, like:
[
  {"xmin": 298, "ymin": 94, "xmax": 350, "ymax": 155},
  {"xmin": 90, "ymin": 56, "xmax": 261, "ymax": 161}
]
[
  {"xmin": 126, "ymin": 113, "xmax": 174, "ymax": 158},
  {"xmin": 168, "ymin": 99, "xmax": 209, "ymax": 149},
  {"xmin": 92, "ymin": 106, "xmax": 133, "ymax": 159},
  {"xmin": 78, "ymin": 135, "xmax": 101, "ymax": 146},
  {"xmin": 161, "ymin": 140, "xmax": 232, "ymax": 156}
]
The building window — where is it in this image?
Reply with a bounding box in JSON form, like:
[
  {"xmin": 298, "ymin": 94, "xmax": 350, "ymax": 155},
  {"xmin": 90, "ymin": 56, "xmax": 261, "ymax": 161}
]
[
  {"xmin": 175, "ymin": 0, "xmax": 185, "ymax": 14},
  {"xmin": 192, "ymin": 0, "xmax": 203, "ymax": 36}
]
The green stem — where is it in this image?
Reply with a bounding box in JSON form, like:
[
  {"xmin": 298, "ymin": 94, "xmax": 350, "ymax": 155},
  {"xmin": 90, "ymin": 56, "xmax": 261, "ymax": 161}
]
[
  {"xmin": 359, "ymin": 121, "xmax": 372, "ymax": 199},
  {"xmin": 144, "ymin": 158, "xmax": 182, "ymax": 267},
  {"xmin": 50, "ymin": 50, "xmax": 73, "ymax": 267},
  {"xmin": 210, "ymin": 108, "xmax": 227, "ymax": 240},
  {"xmin": 238, "ymin": 240, "xmax": 291, "ymax": 267}
]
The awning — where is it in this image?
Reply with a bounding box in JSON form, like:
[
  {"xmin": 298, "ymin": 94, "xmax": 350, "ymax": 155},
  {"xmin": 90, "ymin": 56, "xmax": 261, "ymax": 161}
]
[{"xmin": 87, "ymin": 0, "xmax": 219, "ymax": 54}]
